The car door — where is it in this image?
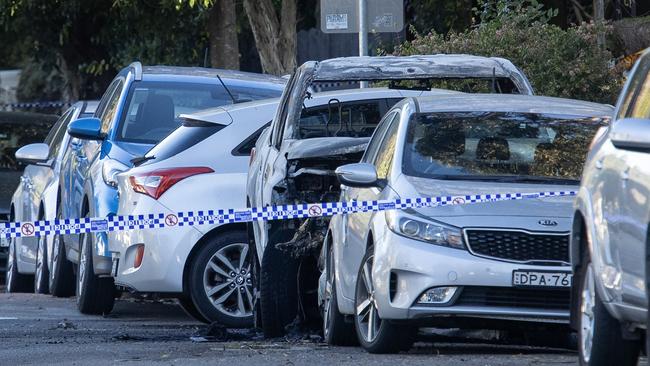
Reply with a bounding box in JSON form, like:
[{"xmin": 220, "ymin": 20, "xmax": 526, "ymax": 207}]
[
  {"xmin": 29, "ymin": 109, "xmax": 74, "ymax": 219},
  {"xmin": 19, "ymin": 109, "xmax": 73, "ymax": 265},
  {"xmin": 613, "ymin": 55, "xmax": 650, "ymax": 308},
  {"xmin": 339, "ymin": 111, "xmax": 400, "ymax": 300},
  {"xmin": 69, "ymin": 81, "xmax": 120, "ymax": 221}
]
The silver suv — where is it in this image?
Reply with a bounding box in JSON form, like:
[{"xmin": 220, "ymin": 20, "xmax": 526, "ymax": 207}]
[{"xmin": 570, "ymin": 48, "xmax": 650, "ymax": 365}]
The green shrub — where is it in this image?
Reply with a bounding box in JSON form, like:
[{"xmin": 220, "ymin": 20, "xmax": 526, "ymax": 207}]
[{"xmin": 393, "ymin": 0, "xmax": 624, "ymax": 104}]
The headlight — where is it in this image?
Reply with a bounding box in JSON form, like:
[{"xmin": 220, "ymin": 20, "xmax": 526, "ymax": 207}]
[
  {"xmin": 386, "ymin": 210, "xmax": 464, "ymax": 249},
  {"xmin": 102, "ymin": 159, "xmax": 129, "ymax": 188}
]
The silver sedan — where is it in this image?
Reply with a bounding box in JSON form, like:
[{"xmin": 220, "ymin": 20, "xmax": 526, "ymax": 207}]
[{"xmin": 319, "ymin": 94, "xmax": 613, "ymax": 353}]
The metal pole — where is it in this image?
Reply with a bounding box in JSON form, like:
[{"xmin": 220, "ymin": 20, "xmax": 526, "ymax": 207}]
[{"xmin": 359, "ymin": 0, "xmax": 368, "ymax": 88}]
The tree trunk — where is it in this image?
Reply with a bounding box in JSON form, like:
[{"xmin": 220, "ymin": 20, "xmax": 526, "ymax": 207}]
[
  {"xmin": 243, "ymin": 0, "xmax": 296, "ymax": 75},
  {"xmin": 594, "ymin": 0, "xmax": 605, "ymax": 47},
  {"xmin": 208, "ymin": 0, "xmax": 240, "ymax": 70}
]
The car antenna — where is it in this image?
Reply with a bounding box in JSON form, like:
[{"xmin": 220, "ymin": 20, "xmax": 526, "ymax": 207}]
[{"xmin": 216, "ymin": 74, "xmax": 237, "ymax": 104}]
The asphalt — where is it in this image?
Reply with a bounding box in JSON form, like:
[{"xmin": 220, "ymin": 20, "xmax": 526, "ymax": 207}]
[{"xmin": 0, "ymin": 282, "xmax": 596, "ymax": 366}]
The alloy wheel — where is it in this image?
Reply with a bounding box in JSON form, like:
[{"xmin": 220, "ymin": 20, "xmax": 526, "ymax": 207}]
[
  {"xmin": 580, "ymin": 263, "xmax": 596, "ymax": 363},
  {"xmin": 77, "ymin": 233, "xmax": 88, "ymax": 299},
  {"xmin": 50, "ymin": 235, "xmax": 60, "ymax": 283},
  {"xmin": 202, "ymin": 243, "xmax": 253, "ymax": 318},
  {"xmin": 35, "ymin": 236, "xmax": 46, "ymax": 292},
  {"xmin": 356, "ymin": 254, "xmax": 380, "ymax": 343},
  {"xmin": 323, "ymin": 247, "xmax": 334, "ymax": 338},
  {"xmin": 6, "ymin": 239, "xmax": 15, "ymax": 291}
]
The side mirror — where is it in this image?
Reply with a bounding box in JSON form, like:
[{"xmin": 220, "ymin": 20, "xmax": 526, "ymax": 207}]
[
  {"xmin": 610, "ymin": 118, "xmax": 650, "ymax": 151},
  {"xmin": 335, "ymin": 163, "xmax": 379, "ymax": 188},
  {"xmin": 68, "ymin": 117, "xmax": 104, "ymax": 140},
  {"xmin": 15, "ymin": 143, "xmax": 50, "ymax": 164}
]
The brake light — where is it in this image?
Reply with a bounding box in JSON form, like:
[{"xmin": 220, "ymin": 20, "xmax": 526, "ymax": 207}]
[
  {"xmin": 129, "ymin": 167, "xmax": 214, "ymax": 200},
  {"xmin": 249, "ymin": 147, "xmax": 256, "ymax": 167}
]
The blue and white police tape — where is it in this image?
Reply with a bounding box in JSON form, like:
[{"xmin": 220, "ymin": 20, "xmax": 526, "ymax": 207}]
[
  {"xmin": 0, "ymin": 190, "xmax": 577, "ymax": 239},
  {"xmin": 0, "ymin": 101, "xmax": 70, "ymax": 109}
]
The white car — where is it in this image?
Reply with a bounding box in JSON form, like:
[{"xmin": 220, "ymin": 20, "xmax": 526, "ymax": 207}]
[
  {"xmin": 247, "ymin": 54, "xmax": 536, "ymax": 337},
  {"xmin": 110, "ymin": 99, "xmax": 278, "ymax": 326},
  {"xmin": 5, "ymin": 101, "xmax": 97, "ymax": 294},
  {"xmin": 570, "ymin": 48, "xmax": 650, "ymax": 365},
  {"xmin": 322, "ymin": 94, "xmax": 612, "ymax": 353}
]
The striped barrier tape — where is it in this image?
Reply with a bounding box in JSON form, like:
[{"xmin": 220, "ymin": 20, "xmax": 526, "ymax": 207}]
[
  {"xmin": 0, "ymin": 101, "xmax": 70, "ymax": 109},
  {"xmin": 0, "ymin": 190, "xmax": 577, "ymax": 240}
]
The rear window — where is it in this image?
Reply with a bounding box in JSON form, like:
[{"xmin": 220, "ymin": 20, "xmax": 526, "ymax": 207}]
[
  {"xmin": 139, "ymin": 121, "xmax": 224, "ymax": 166},
  {"xmin": 116, "ymin": 81, "xmax": 282, "ymax": 144}
]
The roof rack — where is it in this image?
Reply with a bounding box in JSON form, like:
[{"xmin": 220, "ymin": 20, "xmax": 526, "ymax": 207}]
[{"xmin": 129, "ymin": 61, "xmax": 143, "ymax": 81}]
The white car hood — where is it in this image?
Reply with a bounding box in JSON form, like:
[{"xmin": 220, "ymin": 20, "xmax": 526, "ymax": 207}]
[{"xmin": 397, "ymin": 175, "xmax": 576, "ymax": 230}]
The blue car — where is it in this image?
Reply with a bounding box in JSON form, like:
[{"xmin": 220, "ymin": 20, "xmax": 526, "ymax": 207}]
[{"xmin": 55, "ymin": 62, "xmax": 286, "ymax": 314}]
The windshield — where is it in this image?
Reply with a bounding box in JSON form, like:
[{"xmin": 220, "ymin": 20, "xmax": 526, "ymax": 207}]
[
  {"xmin": 296, "ymin": 98, "xmax": 400, "ymax": 139},
  {"xmin": 116, "ymin": 81, "xmax": 282, "ymax": 144},
  {"xmin": 402, "ymin": 112, "xmax": 607, "ymax": 183}
]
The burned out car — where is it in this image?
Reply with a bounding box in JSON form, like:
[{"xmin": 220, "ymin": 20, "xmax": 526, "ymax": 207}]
[{"xmin": 246, "ymin": 54, "xmax": 535, "ymax": 337}]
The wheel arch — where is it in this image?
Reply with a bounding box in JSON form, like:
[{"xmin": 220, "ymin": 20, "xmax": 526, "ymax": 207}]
[{"xmin": 182, "ymin": 223, "xmax": 248, "ymax": 294}]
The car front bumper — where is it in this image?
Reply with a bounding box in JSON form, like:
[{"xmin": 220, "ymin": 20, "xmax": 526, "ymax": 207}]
[{"xmin": 373, "ymin": 230, "xmax": 571, "ymax": 323}]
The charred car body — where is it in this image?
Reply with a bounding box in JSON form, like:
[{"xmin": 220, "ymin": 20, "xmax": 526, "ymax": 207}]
[{"xmin": 247, "ymin": 54, "xmax": 535, "ymax": 336}]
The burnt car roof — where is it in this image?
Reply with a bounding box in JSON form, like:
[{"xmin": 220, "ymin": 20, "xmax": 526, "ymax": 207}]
[
  {"xmin": 310, "ymin": 55, "xmax": 527, "ymax": 82},
  {"xmin": 411, "ymin": 94, "xmax": 614, "ymax": 117}
]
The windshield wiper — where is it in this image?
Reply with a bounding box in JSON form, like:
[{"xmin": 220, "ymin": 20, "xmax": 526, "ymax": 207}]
[
  {"xmin": 430, "ymin": 174, "xmax": 578, "ymax": 184},
  {"xmin": 131, "ymin": 155, "xmax": 155, "ymax": 166},
  {"xmin": 492, "ymin": 176, "xmax": 579, "ymax": 185}
]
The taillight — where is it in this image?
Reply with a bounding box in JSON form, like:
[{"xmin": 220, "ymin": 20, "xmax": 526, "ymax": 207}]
[
  {"xmin": 129, "ymin": 167, "xmax": 214, "ymax": 200},
  {"xmin": 249, "ymin": 147, "xmax": 256, "ymax": 167}
]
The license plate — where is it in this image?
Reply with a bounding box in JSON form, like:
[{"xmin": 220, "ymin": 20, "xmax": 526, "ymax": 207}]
[{"xmin": 512, "ymin": 270, "xmax": 572, "ymax": 288}]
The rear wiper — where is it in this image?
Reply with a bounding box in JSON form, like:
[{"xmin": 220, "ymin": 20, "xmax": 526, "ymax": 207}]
[{"xmin": 131, "ymin": 155, "xmax": 155, "ymax": 166}]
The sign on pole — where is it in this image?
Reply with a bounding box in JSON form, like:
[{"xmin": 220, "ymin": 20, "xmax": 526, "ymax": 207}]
[{"xmin": 320, "ymin": 0, "xmax": 404, "ymax": 34}]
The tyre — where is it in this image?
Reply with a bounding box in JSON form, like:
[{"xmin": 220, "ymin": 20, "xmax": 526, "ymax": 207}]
[
  {"xmin": 5, "ymin": 238, "xmax": 34, "ymax": 293},
  {"xmin": 578, "ymin": 256, "xmax": 640, "ymax": 365},
  {"xmin": 49, "ymin": 231, "xmax": 75, "ymax": 297},
  {"xmin": 354, "ymin": 246, "xmax": 414, "ymax": 354},
  {"xmin": 187, "ymin": 230, "xmax": 253, "ymax": 328},
  {"xmin": 76, "ymin": 224, "xmax": 115, "ymax": 315},
  {"xmin": 34, "ymin": 234, "xmax": 49, "ymax": 294},
  {"xmin": 322, "ymin": 242, "xmax": 357, "ymax": 346},
  {"xmin": 178, "ymin": 295, "xmax": 209, "ymax": 323},
  {"xmin": 259, "ymin": 230, "xmax": 300, "ymax": 338}
]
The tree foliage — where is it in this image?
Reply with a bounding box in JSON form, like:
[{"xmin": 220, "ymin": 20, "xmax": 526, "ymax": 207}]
[{"xmin": 395, "ymin": 0, "xmax": 624, "ymax": 103}]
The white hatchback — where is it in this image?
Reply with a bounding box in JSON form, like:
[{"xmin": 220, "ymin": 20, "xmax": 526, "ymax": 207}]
[{"xmin": 110, "ymin": 99, "xmax": 279, "ymax": 326}]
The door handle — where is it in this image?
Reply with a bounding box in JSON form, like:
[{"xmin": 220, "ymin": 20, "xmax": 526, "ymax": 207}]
[
  {"xmin": 595, "ymin": 159, "xmax": 603, "ymax": 170},
  {"xmin": 622, "ymin": 167, "xmax": 630, "ymax": 181}
]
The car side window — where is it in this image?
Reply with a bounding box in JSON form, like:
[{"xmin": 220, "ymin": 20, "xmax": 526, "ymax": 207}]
[
  {"xmin": 624, "ymin": 57, "xmax": 650, "ymax": 119},
  {"xmin": 373, "ymin": 114, "xmax": 400, "ymax": 179},
  {"xmin": 44, "ymin": 109, "xmax": 72, "ymax": 146},
  {"xmin": 233, "ymin": 122, "xmax": 272, "ymax": 156},
  {"xmin": 271, "ymin": 74, "xmax": 297, "ymax": 148},
  {"xmin": 617, "ymin": 55, "xmax": 650, "ymax": 120},
  {"xmin": 100, "ymin": 80, "xmax": 125, "ymax": 134},
  {"xmin": 362, "ymin": 111, "xmax": 397, "ymax": 164},
  {"xmin": 94, "ymin": 80, "xmax": 119, "ymax": 118},
  {"xmin": 47, "ymin": 110, "xmax": 75, "ymax": 159}
]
